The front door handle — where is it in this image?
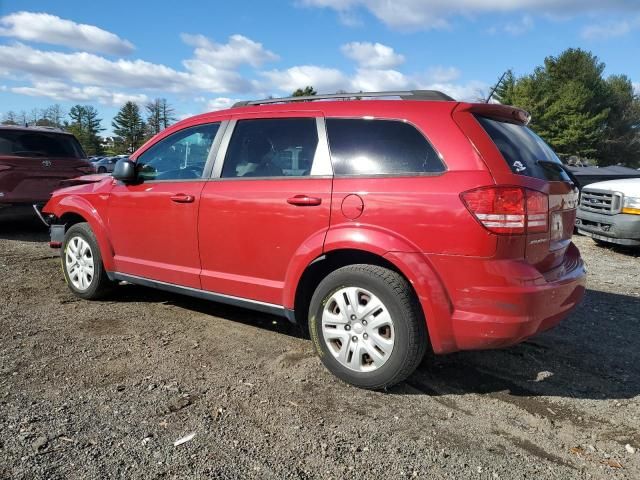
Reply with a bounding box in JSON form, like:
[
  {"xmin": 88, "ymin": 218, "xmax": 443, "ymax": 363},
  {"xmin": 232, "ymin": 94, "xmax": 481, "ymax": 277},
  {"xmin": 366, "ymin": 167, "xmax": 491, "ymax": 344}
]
[
  {"xmin": 170, "ymin": 194, "xmax": 195, "ymax": 204},
  {"xmin": 287, "ymin": 195, "xmax": 322, "ymax": 207}
]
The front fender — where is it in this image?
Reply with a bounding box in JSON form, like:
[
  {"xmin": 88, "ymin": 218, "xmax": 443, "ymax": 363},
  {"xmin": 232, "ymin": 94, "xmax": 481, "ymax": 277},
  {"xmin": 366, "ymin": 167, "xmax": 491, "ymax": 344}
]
[{"xmin": 44, "ymin": 194, "xmax": 115, "ymax": 271}]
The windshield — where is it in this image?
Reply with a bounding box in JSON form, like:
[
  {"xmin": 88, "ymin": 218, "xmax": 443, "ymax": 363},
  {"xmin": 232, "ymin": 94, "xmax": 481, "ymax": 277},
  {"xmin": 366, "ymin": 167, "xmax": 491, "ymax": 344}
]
[
  {"xmin": 475, "ymin": 116, "xmax": 570, "ymax": 182},
  {"xmin": 0, "ymin": 130, "xmax": 86, "ymax": 159}
]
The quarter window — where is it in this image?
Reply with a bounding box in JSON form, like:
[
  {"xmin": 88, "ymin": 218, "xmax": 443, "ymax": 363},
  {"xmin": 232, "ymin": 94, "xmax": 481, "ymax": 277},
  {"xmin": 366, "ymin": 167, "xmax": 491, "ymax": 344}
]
[
  {"xmin": 221, "ymin": 118, "xmax": 318, "ymax": 178},
  {"xmin": 137, "ymin": 123, "xmax": 219, "ymax": 181},
  {"xmin": 326, "ymin": 119, "xmax": 444, "ymax": 176}
]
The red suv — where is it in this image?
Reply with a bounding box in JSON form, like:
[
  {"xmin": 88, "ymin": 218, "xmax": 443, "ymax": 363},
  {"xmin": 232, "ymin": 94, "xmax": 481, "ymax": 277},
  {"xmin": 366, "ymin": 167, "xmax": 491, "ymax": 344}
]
[
  {"xmin": 0, "ymin": 126, "xmax": 93, "ymax": 214},
  {"xmin": 42, "ymin": 91, "xmax": 586, "ymax": 389}
]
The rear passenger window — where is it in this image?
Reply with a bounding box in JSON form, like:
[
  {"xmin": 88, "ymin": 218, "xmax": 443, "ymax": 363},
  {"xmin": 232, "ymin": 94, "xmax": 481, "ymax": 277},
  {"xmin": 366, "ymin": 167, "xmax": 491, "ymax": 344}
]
[
  {"xmin": 326, "ymin": 119, "xmax": 444, "ymax": 176},
  {"xmin": 222, "ymin": 118, "xmax": 318, "ymax": 178}
]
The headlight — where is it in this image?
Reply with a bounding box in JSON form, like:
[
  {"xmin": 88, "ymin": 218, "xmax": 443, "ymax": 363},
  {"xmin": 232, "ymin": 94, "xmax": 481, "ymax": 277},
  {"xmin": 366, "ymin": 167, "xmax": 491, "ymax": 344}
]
[{"xmin": 622, "ymin": 195, "xmax": 640, "ymax": 215}]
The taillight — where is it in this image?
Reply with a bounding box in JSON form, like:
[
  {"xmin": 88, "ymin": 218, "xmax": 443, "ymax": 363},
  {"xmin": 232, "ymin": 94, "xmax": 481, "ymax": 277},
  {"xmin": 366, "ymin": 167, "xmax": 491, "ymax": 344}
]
[
  {"xmin": 461, "ymin": 186, "xmax": 548, "ymax": 235},
  {"xmin": 0, "ymin": 165, "xmax": 13, "ymax": 172},
  {"xmin": 76, "ymin": 166, "xmax": 95, "ymax": 174}
]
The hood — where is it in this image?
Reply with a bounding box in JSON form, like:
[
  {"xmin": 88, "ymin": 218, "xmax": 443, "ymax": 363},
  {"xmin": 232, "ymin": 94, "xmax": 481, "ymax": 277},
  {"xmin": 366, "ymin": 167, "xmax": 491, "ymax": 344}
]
[
  {"xmin": 583, "ymin": 178, "xmax": 640, "ymax": 196},
  {"xmin": 58, "ymin": 173, "xmax": 110, "ymax": 188}
]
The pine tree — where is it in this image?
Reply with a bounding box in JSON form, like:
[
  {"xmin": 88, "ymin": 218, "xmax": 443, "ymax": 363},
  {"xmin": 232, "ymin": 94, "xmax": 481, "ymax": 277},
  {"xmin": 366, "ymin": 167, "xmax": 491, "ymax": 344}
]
[
  {"xmin": 145, "ymin": 98, "xmax": 176, "ymax": 137},
  {"xmin": 67, "ymin": 105, "xmax": 104, "ymax": 156},
  {"xmin": 112, "ymin": 101, "xmax": 145, "ymax": 154},
  {"xmin": 292, "ymin": 86, "xmax": 317, "ymax": 97},
  {"xmin": 502, "ymin": 48, "xmax": 640, "ymax": 166}
]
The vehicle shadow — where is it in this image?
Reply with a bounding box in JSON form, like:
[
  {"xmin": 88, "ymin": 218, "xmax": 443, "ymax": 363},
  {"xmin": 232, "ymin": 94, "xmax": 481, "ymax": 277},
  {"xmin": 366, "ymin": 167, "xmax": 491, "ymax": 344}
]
[
  {"xmin": 401, "ymin": 288, "xmax": 640, "ymax": 401},
  {"xmin": 0, "ymin": 211, "xmax": 48, "ymax": 242},
  {"xmin": 113, "ymin": 284, "xmax": 639, "ymax": 401},
  {"xmin": 115, "ymin": 283, "xmax": 303, "ymax": 339}
]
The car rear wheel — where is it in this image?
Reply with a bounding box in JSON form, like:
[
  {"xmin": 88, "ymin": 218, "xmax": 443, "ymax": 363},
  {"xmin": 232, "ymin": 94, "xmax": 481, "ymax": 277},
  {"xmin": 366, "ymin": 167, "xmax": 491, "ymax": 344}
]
[
  {"xmin": 62, "ymin": 223, "xmax": 113, "ymax": 299},
  {"xmin": 97, "ymin": 166, "xmax": 107, "ymax": 173},
  {"xmin": 308, "ymin": 264, "xmax": 427, "ymax": 390}
]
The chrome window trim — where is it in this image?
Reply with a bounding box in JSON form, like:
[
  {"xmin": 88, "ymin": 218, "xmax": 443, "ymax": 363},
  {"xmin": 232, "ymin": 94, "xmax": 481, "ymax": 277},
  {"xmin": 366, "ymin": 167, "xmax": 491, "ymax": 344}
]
[{"xmin": 311, "ymin": 117, "xmax": 333, "ymax": 176}]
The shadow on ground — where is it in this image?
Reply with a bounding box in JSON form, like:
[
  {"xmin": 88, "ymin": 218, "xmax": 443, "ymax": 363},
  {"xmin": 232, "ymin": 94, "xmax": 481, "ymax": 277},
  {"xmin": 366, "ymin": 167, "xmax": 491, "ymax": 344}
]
[{"xmin": 0, "ymin": 211, "xmax": 48, "ymax": 242}]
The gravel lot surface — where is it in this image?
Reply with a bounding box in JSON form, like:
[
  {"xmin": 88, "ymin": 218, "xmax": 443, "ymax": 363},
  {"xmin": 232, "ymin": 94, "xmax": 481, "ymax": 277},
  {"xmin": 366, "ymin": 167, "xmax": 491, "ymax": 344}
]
[{"xmin": 1, "ymin": 214, "xmax": 639, "ymax": 479}]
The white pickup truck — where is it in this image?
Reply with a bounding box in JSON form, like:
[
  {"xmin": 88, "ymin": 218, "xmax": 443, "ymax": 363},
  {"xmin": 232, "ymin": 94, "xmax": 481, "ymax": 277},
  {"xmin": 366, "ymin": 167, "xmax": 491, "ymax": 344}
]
[{"xmin": 575, "ymin": 178, "xmax": 640, "ymax": 246}]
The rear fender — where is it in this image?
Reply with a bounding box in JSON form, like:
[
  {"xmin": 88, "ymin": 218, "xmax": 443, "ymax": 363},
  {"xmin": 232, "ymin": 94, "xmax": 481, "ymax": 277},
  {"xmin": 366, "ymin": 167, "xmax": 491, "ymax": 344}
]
[{"xmin": 283, "ymin": 225, "xmax": 454, "ymax": 353}]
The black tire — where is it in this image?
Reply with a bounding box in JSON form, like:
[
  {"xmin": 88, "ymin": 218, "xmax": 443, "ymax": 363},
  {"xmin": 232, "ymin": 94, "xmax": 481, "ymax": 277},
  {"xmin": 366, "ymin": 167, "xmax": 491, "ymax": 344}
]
[
  {"xmin": 308, "ymin": 264, "xmax": 427, "ymax": 390},
  {"xmin": 61, "ymin": 222, "xmax": 113, "ymax": 300},
  {"xmin": 97, "ymin": 167, "xmax": 107, "ymax": 173}
]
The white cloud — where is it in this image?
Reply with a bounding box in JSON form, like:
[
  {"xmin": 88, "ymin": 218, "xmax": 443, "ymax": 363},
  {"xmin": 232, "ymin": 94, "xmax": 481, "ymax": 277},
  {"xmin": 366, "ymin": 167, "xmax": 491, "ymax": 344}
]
[
  {"xmin": 261, "ymin": 65, "xmax": 351, "ymax": 93},
  {"xmin": 0, "ymin": 42, "xmax": 255, "ymax": 95},
  {"xmin": 303, "ymin": 0, "xmax": 640, "ymax": 30},
  {"xmin": 581, "ymin": 17, "xmax": 640, "ymax": 40},
  {"xmin": 351, "ymin": 69, "xmax": 410, "ymax": 91},
  {"xmin": 181, "ymin": 33, "xmax": 279, "ymax": 69},
  {"xmin": 11, "ymin": 81, "xmax": 148, "ymax": 107},
  {"xmin": 425, "ymin": 66, "xmax": 461, "ymax": 83},
  {"xmin": 341, "ymin": 41, "xmax": 405, "ymax": 69},
  {"xmin": 0, "ymin": 11, "xmax": 134, "ymax": 55},
  {"xmin": 633, "ymin": 82, "xmax": 640, "ymax": 95},
  {"xmin": 206, "ymin": 97, "xmax": 241, "ymax": 111}
]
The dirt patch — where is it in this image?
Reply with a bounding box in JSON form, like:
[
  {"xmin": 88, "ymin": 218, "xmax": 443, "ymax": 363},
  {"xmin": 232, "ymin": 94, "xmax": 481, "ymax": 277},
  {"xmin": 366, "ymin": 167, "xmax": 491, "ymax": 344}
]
[{"xmin": 1, "ymin": 216, "xmax": 639, "ymax": 479}]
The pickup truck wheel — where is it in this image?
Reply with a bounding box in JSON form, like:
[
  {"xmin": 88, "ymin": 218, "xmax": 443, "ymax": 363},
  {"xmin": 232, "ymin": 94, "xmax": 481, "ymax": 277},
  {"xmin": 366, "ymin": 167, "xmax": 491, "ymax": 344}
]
[
  {"xmin": 62, "ymin": 223, "xmax": 113, "ymax": 299},
  {"xmin": 308, "ymin": 264, "xmax": 427, "ymax": 390}
]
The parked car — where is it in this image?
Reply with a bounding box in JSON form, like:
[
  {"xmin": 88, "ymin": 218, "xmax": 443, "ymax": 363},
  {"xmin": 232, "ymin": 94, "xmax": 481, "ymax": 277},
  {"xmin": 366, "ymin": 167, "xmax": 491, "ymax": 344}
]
[
  {"xmin": 42, "ymin": 90, "xmax": 586, "ymax": 389},
  {"xmin": 0, "ymin": 125, "xmax": 94, "ymax": 214},
  {"xmin": 93, "ymin": 156, "xmax": 123, "ymax": 174},
  {"xmin": 575, "ymin": 178, "xmax": 640, "ymax": 246}
]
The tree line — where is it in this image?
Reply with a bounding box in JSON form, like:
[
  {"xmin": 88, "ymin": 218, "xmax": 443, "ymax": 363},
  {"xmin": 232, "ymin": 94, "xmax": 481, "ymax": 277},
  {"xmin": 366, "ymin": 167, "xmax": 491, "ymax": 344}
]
[
  {"xmin": 493, "ymin": 48, "xmax": 639, "ymax": 167},
  {"xmin": 1, "ymin": 99, "xmax": 176, "ymax": 156}
]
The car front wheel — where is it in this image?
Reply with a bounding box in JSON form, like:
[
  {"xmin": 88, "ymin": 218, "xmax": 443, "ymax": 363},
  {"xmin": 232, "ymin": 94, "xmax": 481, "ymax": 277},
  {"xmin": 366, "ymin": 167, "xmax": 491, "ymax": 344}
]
[
  {"xmin": 62, "ymin": 222, "xmax": 113, "ymax": 299},
  {"xmin": 308, "ymin": 264, "xmax": 427, "ymax": 390}
]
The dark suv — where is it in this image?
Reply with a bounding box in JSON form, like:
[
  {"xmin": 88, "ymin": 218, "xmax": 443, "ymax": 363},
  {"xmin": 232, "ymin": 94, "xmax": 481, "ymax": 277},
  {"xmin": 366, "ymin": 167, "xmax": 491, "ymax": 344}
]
[
  {"xmin": 0, "ymin": 125, "xmax": 93, "ymax": 214},
  {"xmin": 42, "ymin": 90, "xmax": 586, "ymax": 389}
]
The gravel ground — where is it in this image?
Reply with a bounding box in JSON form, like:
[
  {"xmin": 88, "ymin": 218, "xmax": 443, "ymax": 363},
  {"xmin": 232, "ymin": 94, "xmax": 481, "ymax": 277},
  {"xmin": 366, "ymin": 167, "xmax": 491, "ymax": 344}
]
[{"xmin": 0, "ymin": 213, "xmax": 639, "ymax": 479}]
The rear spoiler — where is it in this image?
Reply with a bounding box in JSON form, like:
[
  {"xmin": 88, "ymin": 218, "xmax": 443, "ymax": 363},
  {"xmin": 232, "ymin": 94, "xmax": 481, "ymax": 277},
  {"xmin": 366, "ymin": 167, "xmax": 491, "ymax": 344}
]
[{"xmin": 455, "ymin": 103, "xmax": 531, "ymax": 125}]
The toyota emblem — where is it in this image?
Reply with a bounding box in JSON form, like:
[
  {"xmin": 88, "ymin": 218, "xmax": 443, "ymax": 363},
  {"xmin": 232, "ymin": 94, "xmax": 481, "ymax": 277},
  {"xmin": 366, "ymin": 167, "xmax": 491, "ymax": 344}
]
[{"xmin": 42, "ymin": 160, "xmax": 52, "ymax": 167}]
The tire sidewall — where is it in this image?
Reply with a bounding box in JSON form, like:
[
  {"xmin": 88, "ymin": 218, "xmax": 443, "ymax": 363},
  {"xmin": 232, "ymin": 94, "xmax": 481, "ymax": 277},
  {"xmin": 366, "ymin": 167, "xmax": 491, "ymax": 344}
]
[
  {"xmin": 61, "ymin": 224, "xmax": 104, "ymax": 299},
  {"xmin": 309, "ymin": 269, "xmax": 414, "ymax": 389}
]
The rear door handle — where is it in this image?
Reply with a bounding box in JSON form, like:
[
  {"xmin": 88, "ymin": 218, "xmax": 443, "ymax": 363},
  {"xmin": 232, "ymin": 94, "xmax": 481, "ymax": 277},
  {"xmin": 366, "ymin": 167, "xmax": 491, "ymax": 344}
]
[
  {"xmin": 287, "ymin": 195, "xmax": 322, "ymax": 206},
  {"xmin": 170, "ymin": 194, "xmax": 195, "ymax": 204}
]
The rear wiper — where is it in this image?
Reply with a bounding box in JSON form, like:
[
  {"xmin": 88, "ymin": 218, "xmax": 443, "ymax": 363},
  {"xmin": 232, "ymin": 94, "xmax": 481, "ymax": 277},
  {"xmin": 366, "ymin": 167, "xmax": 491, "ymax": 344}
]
[{"xmin": 536, "ymin": 160, "xmax": 580, "ymax": 189}]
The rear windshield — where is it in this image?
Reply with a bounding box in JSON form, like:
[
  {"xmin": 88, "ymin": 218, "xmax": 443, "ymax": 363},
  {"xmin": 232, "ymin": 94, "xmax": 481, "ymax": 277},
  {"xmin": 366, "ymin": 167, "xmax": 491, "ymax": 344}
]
[
  {"xmin": 0, "ymin": 130, "xmax": 85, "ymax": 159},
  {"xmin": 475, "ymin": 116, "xmax": 570, "ymax": 182}
]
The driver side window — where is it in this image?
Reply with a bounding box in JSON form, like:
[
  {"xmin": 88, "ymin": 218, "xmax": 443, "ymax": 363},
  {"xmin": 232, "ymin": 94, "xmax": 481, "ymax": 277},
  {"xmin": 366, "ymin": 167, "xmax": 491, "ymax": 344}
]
[{"xmin": 137, "ymin": 123, "xmax": 220, "ymax": 181}]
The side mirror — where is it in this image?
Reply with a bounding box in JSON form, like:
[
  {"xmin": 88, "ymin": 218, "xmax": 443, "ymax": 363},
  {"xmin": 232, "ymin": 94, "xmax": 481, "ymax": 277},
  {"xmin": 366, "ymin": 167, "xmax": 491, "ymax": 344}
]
[{"xmin": 112, "ymin": 159, "xmax": 137, "ymax": 183}]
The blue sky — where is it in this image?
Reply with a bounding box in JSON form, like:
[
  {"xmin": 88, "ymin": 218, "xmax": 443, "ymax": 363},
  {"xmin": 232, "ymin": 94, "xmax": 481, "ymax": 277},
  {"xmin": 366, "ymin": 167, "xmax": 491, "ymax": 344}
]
[{"xmin": 0, "ymin": 0, "xmax": 639, "ymax": 133}]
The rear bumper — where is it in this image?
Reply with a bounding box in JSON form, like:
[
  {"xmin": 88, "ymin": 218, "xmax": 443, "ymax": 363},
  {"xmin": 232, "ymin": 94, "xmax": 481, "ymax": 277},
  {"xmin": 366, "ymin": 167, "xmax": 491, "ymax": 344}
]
[
  {"xmin": 575, "ymin": 209, "xmax": 640, "ymax": 246},
  {"xmin": 410, "ymin": 242, "xmax": 586, "ymax": 354}
]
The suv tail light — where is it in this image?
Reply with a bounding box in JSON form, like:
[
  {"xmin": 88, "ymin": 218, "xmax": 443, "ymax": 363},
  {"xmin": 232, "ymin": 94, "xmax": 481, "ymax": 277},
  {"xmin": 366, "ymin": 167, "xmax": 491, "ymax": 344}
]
[{"xmin": 461, "ymin": 186, "xmax": 548, "ymax": 235}]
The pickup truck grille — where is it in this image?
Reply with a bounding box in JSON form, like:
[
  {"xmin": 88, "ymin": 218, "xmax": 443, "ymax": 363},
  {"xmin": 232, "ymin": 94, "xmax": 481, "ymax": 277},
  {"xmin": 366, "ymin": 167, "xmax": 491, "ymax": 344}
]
[{"xmin": 579, "ymin": 188, "xmax": 622, "ymax": 215}]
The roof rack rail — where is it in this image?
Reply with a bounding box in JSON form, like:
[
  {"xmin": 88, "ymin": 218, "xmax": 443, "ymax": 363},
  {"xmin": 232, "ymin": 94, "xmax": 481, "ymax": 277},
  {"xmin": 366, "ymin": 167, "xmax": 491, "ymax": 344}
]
[{"xmin": 232, "ymin": 90, "xmax": 455, "ymax": 108}]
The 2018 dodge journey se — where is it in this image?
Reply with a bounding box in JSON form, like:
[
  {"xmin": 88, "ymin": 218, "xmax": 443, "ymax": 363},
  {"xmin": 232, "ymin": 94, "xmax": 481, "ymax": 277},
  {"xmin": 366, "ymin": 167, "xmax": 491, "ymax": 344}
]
[{"xmin": 41, "ymin": 90, "xmax": 587, "ymax": 389}]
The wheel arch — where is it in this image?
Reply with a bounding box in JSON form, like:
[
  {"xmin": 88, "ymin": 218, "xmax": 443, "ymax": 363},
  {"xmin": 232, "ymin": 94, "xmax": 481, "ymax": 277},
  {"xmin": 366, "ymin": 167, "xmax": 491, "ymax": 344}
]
[{"xmin": 49, "ymin": 196, "xmax": 115, "ymax": 271}]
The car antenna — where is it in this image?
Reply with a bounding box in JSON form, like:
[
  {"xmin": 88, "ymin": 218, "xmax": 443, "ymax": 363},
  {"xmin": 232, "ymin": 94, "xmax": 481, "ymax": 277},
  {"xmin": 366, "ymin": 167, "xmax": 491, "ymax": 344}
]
[{"xmin": 485, "ymin": 70, "xmax": 509, "ymax": 104}]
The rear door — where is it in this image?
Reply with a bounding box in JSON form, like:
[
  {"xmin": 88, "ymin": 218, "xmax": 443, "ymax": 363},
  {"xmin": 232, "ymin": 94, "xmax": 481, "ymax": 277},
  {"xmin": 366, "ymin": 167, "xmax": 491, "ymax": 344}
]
[
  {"xmin": 108, "ymin": 122, "xmax": 222, "ymax": 288},
  {"xmin": 472, "ymin": 115, "xmax": 579, "ymax": 272},
  {"xmin": 0, "ymin": 129, "xmax": 91, "ymax": 203},
  {"xmin": 198, "ymin": 112, "xmax": 332, "ymax": 305}
]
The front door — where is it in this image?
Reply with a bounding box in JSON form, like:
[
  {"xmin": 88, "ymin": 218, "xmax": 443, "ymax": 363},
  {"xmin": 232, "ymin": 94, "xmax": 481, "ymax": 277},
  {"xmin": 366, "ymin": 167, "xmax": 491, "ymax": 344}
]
[
  {"xmin": 198, "ymin": 114, "xmax": 332, "ymax": 305},
  {"xmin": 108, "ymin": 122, "xmax": 221, "ymax": 288}
]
